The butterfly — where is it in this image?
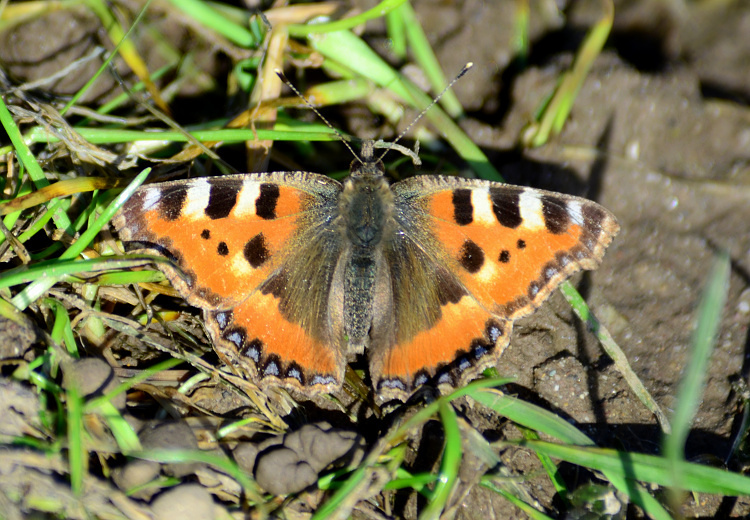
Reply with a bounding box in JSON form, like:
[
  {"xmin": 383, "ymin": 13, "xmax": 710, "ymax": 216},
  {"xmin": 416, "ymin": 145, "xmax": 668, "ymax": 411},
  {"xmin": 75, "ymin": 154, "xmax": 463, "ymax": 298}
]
[{"xmin": 112, "ymin": 140, "xmax": 619, "ymax": 402}]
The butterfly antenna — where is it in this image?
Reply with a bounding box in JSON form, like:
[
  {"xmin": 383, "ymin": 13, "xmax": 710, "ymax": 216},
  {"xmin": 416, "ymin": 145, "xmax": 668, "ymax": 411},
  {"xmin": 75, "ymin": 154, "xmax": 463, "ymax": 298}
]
[
  {"xmin": 274, "ymin": 69, "xmax": 362, "ymax": 164},
  {"xmin": 376, "ymin": 62, "xmax": 474, "ymax": 163}
]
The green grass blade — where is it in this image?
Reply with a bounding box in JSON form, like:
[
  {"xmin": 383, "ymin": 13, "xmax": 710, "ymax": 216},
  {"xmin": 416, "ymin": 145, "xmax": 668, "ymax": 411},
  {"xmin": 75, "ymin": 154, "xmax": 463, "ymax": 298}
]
[
  {"xmin": 83, "ymin": 357, "xmax": 182, "ymax": 413},
  {"xmin": 287, "ymin": 0, "xmax": 409, "ymax": 37},
  {"xmin": 314, "ymin": 379, "xmax": 510, "ymax": 519},
  {"xmin": 522, "ymin": 439, "xmax": 750, "ymax": 496},
  {"xmin": 483, "ymin": 478, "xmax": 555, "ymax": 519},
  {"xmin": 64, "ymin": 0, "xmax": 152, "ymax": 115},
  {"xmin": 472, "ymin": 390, "xmax": 593, "ymax": 445},
  {"xmin": 472, "ymin": 391, "xmax": 673, "ymax": 519},
  {"xmin": 0, "ymin": 255, "xmax": 170, "ymax": 291},
  {"xmin": 25, "ymin": 126, "xmax": 339, "ymax": 145},
  {"xmin": 167, "ymin": 0, "xmax": 258, "ymax": 47},
  {"xmin": 72, "ymin": 269, "xmax": 166, "ymax": 286},
  {"xmin": 525, "ymin": 0, "xmax": 613, "ymax": 147},
  {"xmin": 134, "ymin": 448, "xmax": 264, "ymax": 504},
  {"xmin": 385, "ymin": 6, "xmax": 407, "ymax": 58},
  {"xmin": 45, "ymin": 298, "xmax": 79, "ymax": 356},
  {"xmin": 66, "ymin": 384, "xmax": 85, "ymax": 496},
  {"xmin": 309, "ymin": 30, "xmax": 502, "ymax": 182},
  {"xmin": 419, "ymin": 402, "xmax": 461, "ymax": 520},
  {"xmin": 98, "ymin": 401, "xmax": 142, "ymax": 453},
  {"xmin": 398, "ymin": 2, "xmax": 463, "ymax": 118},
  {"xmin": 511, "ymin": 0, "xmax": 530, "ymax": 65},
  {"xmin": 519, "ymin": 427, "xmax": 569, "ymax": 503},
  {"xmin": 663, "ymin": 250, "xmax": 730, "ymax": 497}
]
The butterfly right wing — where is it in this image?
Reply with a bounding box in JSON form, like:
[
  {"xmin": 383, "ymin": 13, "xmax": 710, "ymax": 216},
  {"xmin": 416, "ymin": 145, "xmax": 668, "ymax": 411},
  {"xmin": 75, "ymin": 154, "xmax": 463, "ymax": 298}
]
[
  {"xmin": 113, "ymin": 172, "xmax": 349, "ymax": 394},
  {"xmin": 369, "ymin": 175, "xmax": 619, "ymax": 401}
]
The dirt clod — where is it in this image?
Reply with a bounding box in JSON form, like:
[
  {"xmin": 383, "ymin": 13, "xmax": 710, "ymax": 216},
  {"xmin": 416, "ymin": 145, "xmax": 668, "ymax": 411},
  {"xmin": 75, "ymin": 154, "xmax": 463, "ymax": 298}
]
[
  {"xmin": 63, "ymin": 357, "xmax": 126, "ymax": 410},
  {"xmin": 112, "ymin": 459, "xmax": 161, "ymax": 501},
  {"xmin": 151, "ymin": 483, "xmax": 215, "ymax": 520},
  {"xmin": 139, "ymin": 421, "xmax": 202, "ymax": 478},
  {"xmin": 254, "ymin": 423, "xmax": 364, "ymax": 495}
]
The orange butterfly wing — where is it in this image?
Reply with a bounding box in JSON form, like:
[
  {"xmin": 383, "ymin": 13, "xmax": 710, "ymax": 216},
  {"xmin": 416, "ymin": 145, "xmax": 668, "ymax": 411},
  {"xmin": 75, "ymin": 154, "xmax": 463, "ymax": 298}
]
[
  {"xmin": 369, "ymin": 176, "xmax": 619, "ymax": 400},
  {"xmin": 113, "ymin": 172, "xmax": 348, "ymax": 393}
]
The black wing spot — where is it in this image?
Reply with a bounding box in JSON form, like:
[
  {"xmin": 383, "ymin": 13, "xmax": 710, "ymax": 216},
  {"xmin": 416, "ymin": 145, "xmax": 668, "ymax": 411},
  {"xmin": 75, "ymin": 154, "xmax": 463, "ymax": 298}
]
[
  {"xmin": 158, "ymin": 186, "xmax": 188, "ymax": 221},
  {"xmin": 459, "ymin": 239, "xmax": 485, "ymax": 273},
  {"xmin": 582, "ymin": 204, "xmax": 606, "ymax": 235},
  {"xmin": 256, "ymin": 183, "xmax": 280, "ymax": 220},
  {"xmin": 217, "ymin": 241, "xmax": 229, "ymax": 256},
  {"xmin": 205, "ymin": 178, "xmax": 242, "ymax": 220},
  {"xmin": 541, "ymin": 196, "xmax": 570, "ymax": 235},
  {"xmin": 452, "ymin": 188, "xmax": 473, "ymax": 225},
  {"xmin": 244, "ymin": 233, "xmax": 269, "ymax": 268},
  {"xmin": 499, "ymin": 250, "xmax": 510, "ymax": 263},
  {"xmin": 517, "ymin": 239, "xmax": 526, "ymax": 249},
  {"xmin": 201, "ymin": 229, "xmax": 211, "ymax": 240},
  {"xmin": 490, "ymin": 187, "xmax": 523, "ymax": 228}
]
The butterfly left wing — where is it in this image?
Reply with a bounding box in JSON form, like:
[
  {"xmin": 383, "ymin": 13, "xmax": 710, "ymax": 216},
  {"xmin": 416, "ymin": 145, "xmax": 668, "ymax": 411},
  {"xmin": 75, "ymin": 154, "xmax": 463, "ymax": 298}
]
[
  {"xmin": 369, "ymin": 176, "xmax": 619, "ymax": 400},
  {"xmin": 112, "ymin": 173, "xmax": 350, "ymax": 394}
]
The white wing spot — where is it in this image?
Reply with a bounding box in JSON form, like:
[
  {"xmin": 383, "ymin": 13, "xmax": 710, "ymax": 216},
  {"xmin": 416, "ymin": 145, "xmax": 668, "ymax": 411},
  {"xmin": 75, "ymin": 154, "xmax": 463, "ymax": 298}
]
[
  {"xmin": 470, "ymin": 187, "xmax": 495, "ymax": 225},
  {"xmin": 142, "ymin": 189, "xmax": 161, "ymax": 211},
  {"xmin": 476, "ymin": 260, "xmax": 499, "ymax": 285},
  {"xmin": 235, "ymin": 182, "xmax": 262, "ymax": 217},
  {"xmin": 232, "ymin": 255, "xmax": 255, "ymax": 273},
  {"xmin": 567, "ymin": 200, "xmax": 584, "ymax": 225},
  {"xmin": 183, "ymin": 179, "xmax": 211, "ymax": 218},
  {"xmin": 518, "ymin": 191, "xmax": 545, "ymax": 230}
]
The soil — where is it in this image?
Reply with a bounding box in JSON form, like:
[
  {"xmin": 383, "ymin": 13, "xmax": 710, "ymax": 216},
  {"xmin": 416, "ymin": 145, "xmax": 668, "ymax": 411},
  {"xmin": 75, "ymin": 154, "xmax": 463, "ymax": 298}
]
[{"xmin": 1, "ymin": 0, "xmax": 750, "ymax": 518}]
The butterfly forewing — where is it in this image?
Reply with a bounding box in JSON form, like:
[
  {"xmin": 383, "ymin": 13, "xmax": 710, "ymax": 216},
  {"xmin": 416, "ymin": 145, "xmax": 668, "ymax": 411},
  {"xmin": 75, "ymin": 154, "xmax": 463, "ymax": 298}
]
[{"xmin": 393, "ymin": 176, "xmax": 619, "ymax": 318}]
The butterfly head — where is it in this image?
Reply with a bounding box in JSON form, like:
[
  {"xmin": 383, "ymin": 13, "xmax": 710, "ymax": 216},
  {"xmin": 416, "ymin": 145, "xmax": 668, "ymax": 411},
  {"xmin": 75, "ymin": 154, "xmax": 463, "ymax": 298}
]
[{"xmin": 349, "ymin": 140, "xmax": 386, "ymax": 179}]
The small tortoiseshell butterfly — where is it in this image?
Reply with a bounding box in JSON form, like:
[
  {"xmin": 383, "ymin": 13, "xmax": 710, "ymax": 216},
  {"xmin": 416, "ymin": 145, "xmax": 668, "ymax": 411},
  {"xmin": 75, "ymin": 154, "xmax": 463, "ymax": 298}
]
[{"xmin": 113, "ymin": 140, "xmax": 619, "ymax": 402}]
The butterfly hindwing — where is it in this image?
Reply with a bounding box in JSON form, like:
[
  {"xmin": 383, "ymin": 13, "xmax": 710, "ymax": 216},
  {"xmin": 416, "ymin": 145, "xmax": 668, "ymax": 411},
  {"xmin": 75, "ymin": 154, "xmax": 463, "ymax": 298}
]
[{"xmin": 368, "ymin": 221, "xmax": 511, "ymax": 398}]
